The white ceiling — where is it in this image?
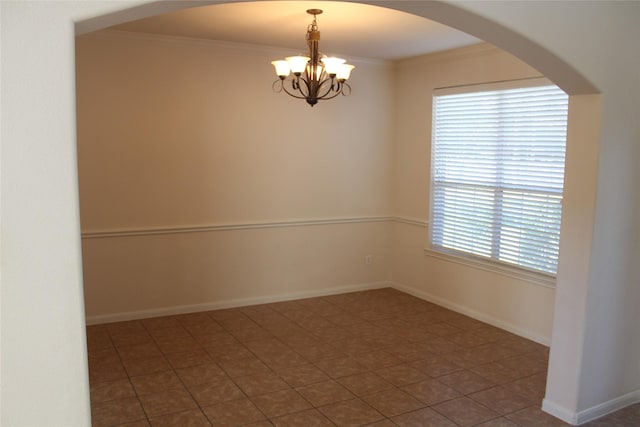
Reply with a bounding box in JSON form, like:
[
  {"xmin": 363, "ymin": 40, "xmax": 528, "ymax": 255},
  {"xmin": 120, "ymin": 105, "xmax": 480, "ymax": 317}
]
[{"xmin": 110, "ymin": 1, "xmax": 482, "ymax": 60}]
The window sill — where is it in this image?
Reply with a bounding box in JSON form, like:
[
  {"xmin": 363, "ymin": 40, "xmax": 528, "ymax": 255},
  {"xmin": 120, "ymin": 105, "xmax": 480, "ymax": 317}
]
[{"xmin": 423, "ymin": 247, "xmax": 556, "ymax": 288}]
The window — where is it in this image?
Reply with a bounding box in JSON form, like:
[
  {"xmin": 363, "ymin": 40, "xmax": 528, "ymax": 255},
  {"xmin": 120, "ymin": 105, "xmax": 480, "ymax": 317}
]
[{"xmin": 429, "ymin": 78, "xmax": 568, "ymax": 277}]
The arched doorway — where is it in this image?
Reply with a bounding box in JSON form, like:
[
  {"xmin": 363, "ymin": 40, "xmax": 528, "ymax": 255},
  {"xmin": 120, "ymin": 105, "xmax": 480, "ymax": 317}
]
[{"xmin": 5, "ymin": 1, "xmax": 617, "ymax": 425}]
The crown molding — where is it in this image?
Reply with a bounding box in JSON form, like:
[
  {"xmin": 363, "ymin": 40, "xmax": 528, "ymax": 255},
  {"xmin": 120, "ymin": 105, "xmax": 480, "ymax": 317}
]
[
  {"xmin": 395, "ymin": 42, "xmax": 504, "ymax": 69},
  {"xmin": 80, "ymin": 29, "xmax": 391, "ymax": 67}
]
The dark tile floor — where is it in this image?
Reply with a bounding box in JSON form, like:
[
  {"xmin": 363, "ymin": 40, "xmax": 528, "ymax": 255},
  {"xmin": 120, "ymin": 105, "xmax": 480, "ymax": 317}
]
[{"xmin": 87, "ymin": 288, "xmax": 639, "ymax": 426}]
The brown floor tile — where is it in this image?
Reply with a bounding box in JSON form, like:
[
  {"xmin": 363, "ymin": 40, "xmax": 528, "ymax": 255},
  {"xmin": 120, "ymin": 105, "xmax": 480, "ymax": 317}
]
[
  {"xmin": 113, "ymin": 420, "xmax": 151, "ymax": 427},
  {"xmin": 165, "ymin": 349, "xmax": 213, "ymax": 369},
  {"xmin": 319, "ymin": 398, "xmax": 385, "ymax": 427},
  {"xmin": 106, "ymin": 320, "xmax": 146, "ymax": 335},
  {"xmin": 230, "ymin": 326, "xmax": 274, "ymax": 342},
  {"xmin": 362, "ymin": 388, "xmax": 425, "ymax": 417},
  {"xmin": 117, "ymin": 343, "xmax": 163, "ymax": 361},
  {"xmin": 148, "ymin": 408, "xmax": 212, "ymax": 426},
  {"xmin": 205, "ymin": 341, "xmax": 255, "ymax": 362},
  {"xmin": 503, "ymin": 373, "xmax": 547, "ymax": 402},
  {"xmin": 352, "ymin": 350, "xmax": 402, "ymax": 370},
  {"xmin": 401, "ymin": 378, "xmax": 461, "ymax": 406},
  {"xmin": 386, "ymin": 342, "xmax": 432, "ymax": 362},
  {"xmin": 499, "ymin": 354, "xmax": 548, "ymax": 378},
  {"xmin": 245, "ymin": 337, "xmax": 289, "ymax": 352},
  {"xmin": 432, "ymin": 397, "xmax": 499, "ymax": 427},
  {"xmin": 392, "ymin": 407, "xmax": 458, "ymax": 427},
  {"xmin": 138, "ymin": 387, "xmax": 198, "ymax": 418},
  {"xmin": 331, "ymin": 337, "xmax": 379, "ymax": 355},
  {"xmin": 188, "ymin": 378, "xmax": 245, "ymax": 407},
  {"xmin": 448, "ymin": 331, "xmax": 497, "ymax": 348},
  {"xmin": 219, "ymin": 316, "xmax": 259, "ymax": 331},
  {"xmin": 250, "ymin": 389, "xmax": 312, "ymax": 418},
  {"xmin": 324, "ymin": 313, "xmax": 363, "ymax": 327},
  {"xmin": 183, "ymin": 320, "xmax": 224, "ymax": 336},
  {"xmin": 474, "ymin": 418, "xmax": 520, "ymax": 427},
  {"xmin": 271, "ymin": 408, "xmax": 334, "ymax": 427},
  {"xmin": 89, "ymin": 360, "xmax": 129, "ymax": 384},
  {"xmin": 375, "ymin": 364, "xmax": 429, "ymax": 386},
  {"xmin": 276, "ymin": 363, "xmax": 330, "ymax": 387},
  {"xmin": 470, "ymin": 361, "xmax": 522, "ymax": 384},
  {"xmin": 91, "ymin": 290, "xmax": 640, "ymax": 427},
  {"xmin": 296, "ymin": 379, "xmax": 355, "ymax": 407},
  {"xmin": 91, "ymin": 396, "xmax": 146, "ymax": 427},
  {"xmin": 123, "ymin": 356, "xmax": 172, "ymax": 377},
  {"xmin": 87, "ymin": 328, "xmax": 114, "ymax": 351},
  {"xmin": 218, "ymin": 356, "xmax": 271, "ymax": 378},
  {"xmin": 438, "ymin": 369, "xmax": 497, "ymax": 394},
  {"xmin": 315, "ymin": 356, "xmax": 368, "ymax": 379},
  {"xmin": 175, "ymin": 362, "xmax": 227, "ymax": 387},
  {"xmin": 364, "ymin": 420, "xmax": 398, "ymax": 427},
  {"xmin": 469, "ymin": 384, "xmax": 533, "ymax": 415},
  {"xmin": 501, "ymin": 336, "xmax": 547, "ymax": 354},
  {"xmin": 88, "ymin": 346, "xmax": 121, "ymax": 365},
  {"xmin": 506, "ymin": 405, "xmax": 572, "ymax": 426},
  {"xmin": 294, "ymin": 343, "xmax": 348, "ymax": 361},
  {"xmin": 259, "ymin": 349, "xmax": 309, "ymax": 371},
  {"xmin": 423, "ymin": 322, "xmax": 465, "ymax": 337},
  {"xmin": 408, "ymin": 355, "xmax": 464, "ymax": 377},
  {"xmin": 420, "ymin": 336, "xmax": 465, "ymax": 355},
  {"xmin": 244, "ymin": 420, "xmax": 277, "ymax": 427},
  {"xmin": 201, "ymin": 397, "xmax": 267, "ymax": 426},
  {"xmin": 131, "ymin": 371, "xmax": 184, "ymax": 396},
  {"xmin": 233, "ymin": 371, "xmax": 290, "ymax": 396},
  {"xmin": 90, "ymin": 379, "xmax": 136, "ymax": 404},
  {"xmin": 149, "ymin": 326, "xmax": 190, "ymax": 341},
  {"xmin": 338, "ymin": 371, "xmax": 394, "ymax": 396},
  {"xmin": 111, "ymin": 331, "xmax": 155, "ymax": 348},
  {"xmin": 155, "ymin": 336, "xmax": 202, "ymax": 354},
  {"xmin": 311, "ymin": 326, "xmax": 354, "ymax": 342},
  {"xmin": 193, "ymin": 331, "xmax": 238, "ymax": 347}
]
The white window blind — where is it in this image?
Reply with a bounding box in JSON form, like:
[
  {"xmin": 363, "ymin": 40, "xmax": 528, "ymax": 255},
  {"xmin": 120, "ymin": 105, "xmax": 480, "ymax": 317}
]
[{"xmin": 430, "ymin": 79, "xmax": 568, "ymax": 276}]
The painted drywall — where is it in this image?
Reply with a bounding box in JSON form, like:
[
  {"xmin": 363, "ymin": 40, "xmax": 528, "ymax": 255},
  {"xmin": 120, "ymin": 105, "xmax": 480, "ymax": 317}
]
[
  {"xmin": 3, "ymin": 1, "xmax": 639, "ymax": 425},
  {"xmin": 76, "ymin": 31, "xmax": 394, "ymax": 319},
  {"xmin": 445, "ymin": 1, "xmax": 640, "ymax": 422},
  {"xmin": 390, "ymin": 44, "xmax": 556, "ymax": 344}
]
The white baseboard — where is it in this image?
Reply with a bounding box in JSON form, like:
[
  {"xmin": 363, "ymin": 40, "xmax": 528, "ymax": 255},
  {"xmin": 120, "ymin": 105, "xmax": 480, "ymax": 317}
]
[
  {"xmin": 543, "ymin": 389, "xmax": 640, "ymax": 425},
  {"xmin": 85, "ymin": 281, "xmax": 391, "ymax": 325},
  {"xmin": 542, "ymin": 399, "xmax": 579, "ymax": 425},
  {"xmin": 575, "ymin": 389, "xmax": 640, "ymax": 424},
  {"xmin": 389, "ymin": 281, "xmax": 550, "ymax": 346}
]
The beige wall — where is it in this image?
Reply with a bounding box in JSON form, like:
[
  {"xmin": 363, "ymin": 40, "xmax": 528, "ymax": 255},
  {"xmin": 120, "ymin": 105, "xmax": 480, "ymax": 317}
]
[
  {"xmin": 390, "ymin": 44, "xmax": 556, "ymax": 344},
  {"xmin": 76, "ymin": 31, "xmax": 394, "ymax": 321}
]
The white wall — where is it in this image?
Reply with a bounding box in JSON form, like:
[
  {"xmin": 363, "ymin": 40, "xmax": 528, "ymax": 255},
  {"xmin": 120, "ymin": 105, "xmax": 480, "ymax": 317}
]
[
  {"xmin": 2, "ymin": 1, "xmax": 639, "ymax": 425},
  {"xmin": 76, "ymin": 31, "xmax": 393, "ymax": 321},
  {"xmin": 443, "ymin": 1, "xmax": 640, "ymax": 422}
]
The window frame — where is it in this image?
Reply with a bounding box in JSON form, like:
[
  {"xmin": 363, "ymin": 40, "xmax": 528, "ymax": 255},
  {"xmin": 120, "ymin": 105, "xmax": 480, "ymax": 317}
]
[{"xmin": 427, "ymin": 77, "xmax": 568, "ymax": 286}]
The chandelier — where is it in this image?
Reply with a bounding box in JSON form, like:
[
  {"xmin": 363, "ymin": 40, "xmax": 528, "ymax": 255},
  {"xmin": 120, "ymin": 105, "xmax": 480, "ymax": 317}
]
[{"xmin": 271, "ymin": 9, "xmax": 354, "ymax": 107}]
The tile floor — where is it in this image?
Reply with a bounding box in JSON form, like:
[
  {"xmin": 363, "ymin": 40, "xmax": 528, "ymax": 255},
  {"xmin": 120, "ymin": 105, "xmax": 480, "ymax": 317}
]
[{"xmin": 87, "ymin": 288, "xmax": 639, "ymax": 426}]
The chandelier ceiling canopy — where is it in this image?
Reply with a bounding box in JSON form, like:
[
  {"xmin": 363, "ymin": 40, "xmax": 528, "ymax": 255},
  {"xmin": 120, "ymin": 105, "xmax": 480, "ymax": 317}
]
[{"xmin": 271, "ymin": 9, "xmax": 354, "ymax": 107}]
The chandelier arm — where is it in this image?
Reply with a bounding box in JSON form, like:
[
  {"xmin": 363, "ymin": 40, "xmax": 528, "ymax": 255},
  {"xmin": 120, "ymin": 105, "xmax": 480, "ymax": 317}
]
[
  {"xmin": 314, "ymin": 78, "xmax": 341, "ymax": 100},
  {"xmin": 316, "ymin": 87, "xmax": 344, "ymax": 101},
  {"xmin": 280, "ymin": 78, "xmax": 311, "ymax": 100},
  {"xmin": 341, "ymin": 82, "xmax": 352, "ymax": 96}
]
